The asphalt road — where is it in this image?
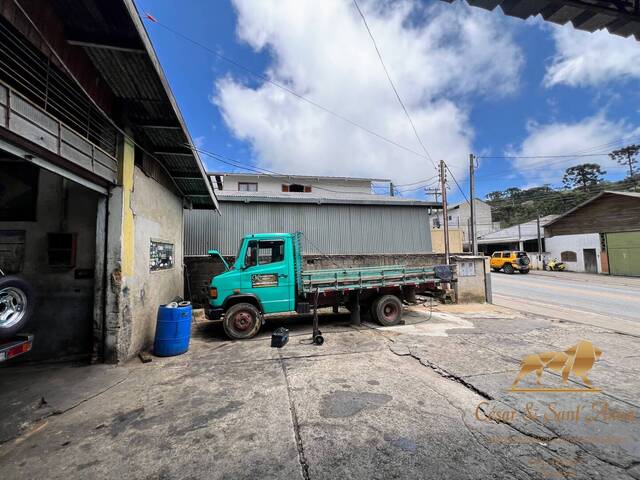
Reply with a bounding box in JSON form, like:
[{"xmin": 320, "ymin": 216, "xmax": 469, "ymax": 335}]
[{"xmin": 491, "ymin": 271, "xmax": 640, "ymax": 327}]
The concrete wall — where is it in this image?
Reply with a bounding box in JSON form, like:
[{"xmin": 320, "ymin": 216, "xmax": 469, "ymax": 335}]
[
  {"xmin": 105, "ymin": 154, "xmax": 185, "ymax": 362},
  {"xmin": 0, "ymin": 167, "xmax": 99, "ymax": 360},
  {"xmin": 451, "ymin": 256, "xmax": 489, "ymax": 303},
  {"xmin": 545, "ymin": 233, "xmax": 601, "ymax": 273},
  {"xmin": 126, "ymin": 166, "xmax": 184, "ymax": 358},
  {"xmin": 216, "ymin": 174, "xmax": 373, "ymax": 194}
]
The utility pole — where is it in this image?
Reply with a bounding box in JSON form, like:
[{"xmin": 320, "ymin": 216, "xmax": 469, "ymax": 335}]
[
  {"xmin": 469, "ymin": 153, "xmax": 478, "ymax": 255},
  {"xmin": 536, "ymin": 213, "xmax": 543, "ymax": 263},
  {"xmin": 425, "ymin": 187, "xmax": 440, "ymax": 203},
  {"xmin": 440, "ymin": 160, "xmax": 450, "ymax": 265}
]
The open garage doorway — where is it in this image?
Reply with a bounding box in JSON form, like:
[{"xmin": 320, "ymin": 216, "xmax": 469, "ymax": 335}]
[{"xmin": 1, "ymin": 156, "xmax": 104, "ymax": 362}]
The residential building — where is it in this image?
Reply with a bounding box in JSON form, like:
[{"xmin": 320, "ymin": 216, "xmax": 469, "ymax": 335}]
[
  {"xmin": 544, "ymin": 191, "xmax": 640, "ymax": 276},
  {"xmin": 0, "ymin": 0, "xmax": 217, "ymax": 362},
  {"xmin": 211, "ymin": 172, "xmax": 389, "ymax": 195},
  {"xmin": 429, "ymin": 199, "xmax": 497, "ymax": 251}
]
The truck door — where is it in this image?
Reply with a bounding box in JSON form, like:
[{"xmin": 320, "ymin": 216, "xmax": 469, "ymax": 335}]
[{"xmin": 240, "ymin": 238, "xmax": 293, "ymax": 313}]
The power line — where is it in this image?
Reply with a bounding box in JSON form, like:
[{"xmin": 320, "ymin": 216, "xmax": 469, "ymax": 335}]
[
  {"xmin": 393, "ymin": 175, "xmax": 439, "ymax": 187},
  {"xmin": 478, "ymin": 153, "xmax": 610, "ymax": 159},
  {"xmin": 444, "ymin": 165, "xmax": 469, "ymax": 204},
  {"xmin": 191, "ymin": 145, "xmax": 433, "ymax": 197},
  {"xmin": 143, "ymin": 12, "xmax": 432, "ymax": 163},
  {"xmin": 352, "ymin": 0, "xmax": 437, "ymax": 171}
]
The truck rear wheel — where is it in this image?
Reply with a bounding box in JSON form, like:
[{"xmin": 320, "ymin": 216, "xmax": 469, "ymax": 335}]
[
  {"xmin": 223, "ymin": 303, "xmax": 262, "ymax": 340},
  {"xmin": 373, "ymin": 295, "xmax": 403, "ymax": 326}
]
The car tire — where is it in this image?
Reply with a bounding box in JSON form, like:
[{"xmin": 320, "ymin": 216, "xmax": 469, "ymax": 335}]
[
  {"xmin": 223, "ymin": 302, "xmax": 262, "ymax": 340},
  {"xmin": 374, "ymin": 295, "xmax": 403, "ymax": 326},
  {"xmin": 0, "ymin": 276, "xmax": 34, "ymax": 338},
  {"xmin": 503, "ymin": 263, "xmax": 514, "ymax": 274}
]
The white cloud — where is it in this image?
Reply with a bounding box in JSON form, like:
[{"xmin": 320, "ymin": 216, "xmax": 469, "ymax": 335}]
[
  {"xmin": 545, "ymin": 25, "xmax": 640, "ymax": 87},
  {"xmin": 213, "ymin": 0, "xmax": 523, "ymax": 188},
  {"xmin": 507, "ymin": 114, "xmax": 638, "ymax": 184}
]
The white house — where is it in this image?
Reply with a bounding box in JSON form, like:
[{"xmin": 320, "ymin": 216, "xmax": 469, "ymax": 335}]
[
  {"xmin": 544, "ymin": 233, "xmax": 601, "ymax": 273},
  {"xmin": 210, "ymin": 172, "xmax": 388, "ymax": 196}
]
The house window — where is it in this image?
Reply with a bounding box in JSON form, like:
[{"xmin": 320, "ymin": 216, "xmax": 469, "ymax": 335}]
[
  {"xmin": 560, "ymin": 251, "xmax": 577, "ymax": 262},
  {"xmin": 238, "ymin": 182, "xmax": 258, "ymax": 192},
  {"xmin": 282, "ymin": 184, "xmax": 311, "ymax": 193}
]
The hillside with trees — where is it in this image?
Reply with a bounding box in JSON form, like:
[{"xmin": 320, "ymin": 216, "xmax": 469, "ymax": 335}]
[{"xmin": 485, "ymin": 150, "xmax": 639, "ymax": 228}]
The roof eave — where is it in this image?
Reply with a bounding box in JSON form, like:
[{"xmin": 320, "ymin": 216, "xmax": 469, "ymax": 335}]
[{"xmin": 123, "ymin": 0, "xmax": 219, "ymax": 210}]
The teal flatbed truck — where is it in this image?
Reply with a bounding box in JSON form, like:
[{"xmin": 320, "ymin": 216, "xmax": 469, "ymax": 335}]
[{"xmin": 206, "ymin": 233, "xmax": 455, "ymax": 340}]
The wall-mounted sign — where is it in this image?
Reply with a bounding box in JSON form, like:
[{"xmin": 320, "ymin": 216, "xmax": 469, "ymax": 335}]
[{"xmin": 150, "ymin": 240, "xmax": 174, "ymax": 271}]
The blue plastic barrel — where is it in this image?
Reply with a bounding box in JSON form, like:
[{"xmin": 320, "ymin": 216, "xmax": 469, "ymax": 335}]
[{"xmin": 154, "ymin": 303, "xmax": 192, "ymax": 356}]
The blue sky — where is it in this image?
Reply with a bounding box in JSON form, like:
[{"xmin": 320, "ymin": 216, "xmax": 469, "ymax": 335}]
[{"xmin": 135, "ymin": 0, "xmax": 640, "ymax": 204}]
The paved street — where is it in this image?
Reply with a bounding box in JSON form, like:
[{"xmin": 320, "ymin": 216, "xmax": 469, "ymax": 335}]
[
  {"xmin": 1, "ymin": 303, "xmax": 639, "ymax": 480},
  {"xmin": 492, "ymin": 271, "xmax": 640, "ymax": 335}
]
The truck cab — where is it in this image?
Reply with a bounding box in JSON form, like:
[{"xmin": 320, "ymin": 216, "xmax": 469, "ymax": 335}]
[{"xmin": 207, "ymin": 233, "xmax": 299, "ymax": 338}]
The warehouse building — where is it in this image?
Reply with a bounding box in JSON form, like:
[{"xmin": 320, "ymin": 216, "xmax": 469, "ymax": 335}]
[
  {"xmin": 0, "ymin": 0, "xmax": 217, "ymax": 362},
  {"xmin": 184, "ymin": 173, "xmax": 439, "ymax": 303},
  {"xmin": 544, "ymin": 191, "xmax": 640, "ymax": 277}
]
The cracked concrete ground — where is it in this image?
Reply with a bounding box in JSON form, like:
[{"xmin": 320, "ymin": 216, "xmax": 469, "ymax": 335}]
[{"xmin": 0, "ymin": 304, "xmax": 638, "ymax": 479}]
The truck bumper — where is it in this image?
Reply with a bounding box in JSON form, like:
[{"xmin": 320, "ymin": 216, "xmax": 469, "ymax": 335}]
[{"xmin": 205, "ymin": 308, "xmax": 224, "ymax": 321}]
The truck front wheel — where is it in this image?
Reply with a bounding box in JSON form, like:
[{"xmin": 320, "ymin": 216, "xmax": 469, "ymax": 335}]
[
  {"xmin": 373, "ymin": 295, "xmax": 403, "ymax": 327},
  {"xmin": 223, "ymin": 303, "xmax": 262, "ymax": 340}
]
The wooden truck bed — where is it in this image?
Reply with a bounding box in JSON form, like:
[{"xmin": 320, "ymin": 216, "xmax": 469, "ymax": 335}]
[{"xmin": 300, "ymin": 265, "xmax": 453, "ymax": 295}]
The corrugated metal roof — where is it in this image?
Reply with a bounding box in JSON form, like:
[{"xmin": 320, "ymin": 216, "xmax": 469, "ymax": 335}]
[
  {"xmin": 477, "ymin": 215, "xmax": 559, "ymax": 243},
  {"xmin": 448, "ymin": 0, "xmax": 640, "ymax": 40},
  {"xmin": 53, "ymin": 0, "xmax": 218, "ymax": 209},
  {"xmin": 215, "ymin": 190, "xmax": 440, "ymax": 207}
]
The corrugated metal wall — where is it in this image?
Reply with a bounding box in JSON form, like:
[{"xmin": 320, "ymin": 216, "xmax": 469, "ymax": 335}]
[{"xmin": 185, "ymin": 202, "xmax": 432, "ymax": 256}]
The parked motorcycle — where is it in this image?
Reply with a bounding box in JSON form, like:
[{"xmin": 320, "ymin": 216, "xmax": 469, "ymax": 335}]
[{"xmin": 544, "ymin": 258, "xmax": 566, "ymax": 272}]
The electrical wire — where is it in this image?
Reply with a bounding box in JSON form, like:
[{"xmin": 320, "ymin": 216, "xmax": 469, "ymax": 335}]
[
  {"xmin": 444, "ymin": 165, "xmax": 469, "ymax": 203},
  {"xmin": 352, "ymin": 0, "xmax": 437, "ymax": 171},
  {"xmin": 192, "ymin": 145, "xmax": 440, "ymax": 198},
  {"xmin": 143, "ymin": 12, "xmax": 432, "ymax": 163}
]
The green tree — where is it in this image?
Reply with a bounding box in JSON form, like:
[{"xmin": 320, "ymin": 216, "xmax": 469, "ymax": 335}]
[
  {"xmin": 609, "ymin": 144, "xmax": 639, "ymax": 180},
  {"xmin": 562, "ymin": 163, "xmax": 606, "ymax": 191}
]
